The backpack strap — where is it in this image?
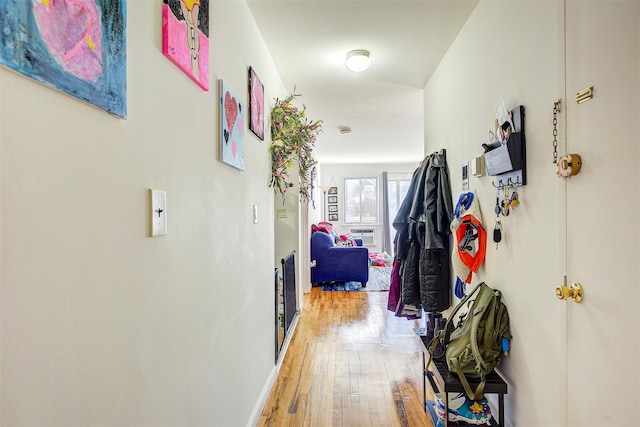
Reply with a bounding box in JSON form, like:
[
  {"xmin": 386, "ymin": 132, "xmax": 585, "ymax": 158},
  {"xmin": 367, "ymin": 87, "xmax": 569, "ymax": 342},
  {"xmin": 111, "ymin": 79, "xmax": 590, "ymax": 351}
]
[
  {"xmin": 451, "ymin": 357, "xmax": 486, "ymax": 400},
  {"xmin": 469, "ymin": 287, "xmax": 496, "ymax": 373},
  {"xmin": 445, "ymin": 281, "xmax": 484, "ymax": 342},
  {"xmin": 425, "ymin": 282, "xmax": 485, "ymax": 371}
]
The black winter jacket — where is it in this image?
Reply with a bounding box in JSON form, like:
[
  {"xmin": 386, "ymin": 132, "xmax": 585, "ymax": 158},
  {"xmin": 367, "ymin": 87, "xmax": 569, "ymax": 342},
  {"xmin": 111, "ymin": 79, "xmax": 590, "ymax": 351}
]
[{"xmin": 393, "ymin": 152, "xmax": 453, "ymax": 311}]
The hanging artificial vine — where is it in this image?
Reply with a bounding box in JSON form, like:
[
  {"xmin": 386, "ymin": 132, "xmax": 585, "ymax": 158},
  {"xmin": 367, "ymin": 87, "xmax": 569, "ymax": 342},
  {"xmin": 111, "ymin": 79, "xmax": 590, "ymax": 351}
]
[{"xmin": 269, "ymin": 91, "xmax": 323, "ymax": 202}]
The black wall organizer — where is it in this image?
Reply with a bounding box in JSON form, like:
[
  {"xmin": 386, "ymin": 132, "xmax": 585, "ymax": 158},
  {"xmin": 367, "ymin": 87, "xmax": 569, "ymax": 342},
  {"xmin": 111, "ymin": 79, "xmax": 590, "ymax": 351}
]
[{"xmin": 483, "ymin": 105, "xmax": 526, "ymax": 189}]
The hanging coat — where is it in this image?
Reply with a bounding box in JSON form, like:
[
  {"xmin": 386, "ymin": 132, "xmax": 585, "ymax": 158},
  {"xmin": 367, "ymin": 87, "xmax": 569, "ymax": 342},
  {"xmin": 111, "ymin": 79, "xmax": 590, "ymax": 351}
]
[
  {"xmin": 393, "ymin": 163, "xmax": 427, "ymax": 307},
  {"xmin": 392, "ymin": 152, "xmax": 453, "ymax": 312}
]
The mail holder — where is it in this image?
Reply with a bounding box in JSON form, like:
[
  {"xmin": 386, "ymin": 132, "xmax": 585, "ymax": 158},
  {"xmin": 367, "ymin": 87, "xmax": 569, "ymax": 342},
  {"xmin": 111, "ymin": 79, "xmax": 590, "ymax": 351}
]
[{"xmin": 483, "ymin": 105, "xmax": 526, "ymax": 188}]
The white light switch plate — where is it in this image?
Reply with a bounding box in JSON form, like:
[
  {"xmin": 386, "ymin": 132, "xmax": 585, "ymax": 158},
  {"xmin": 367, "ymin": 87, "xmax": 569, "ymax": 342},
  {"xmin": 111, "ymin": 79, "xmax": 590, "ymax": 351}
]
[{"xmin": 149, "ymin": 189, "xmax": 167, "ymax": 237}]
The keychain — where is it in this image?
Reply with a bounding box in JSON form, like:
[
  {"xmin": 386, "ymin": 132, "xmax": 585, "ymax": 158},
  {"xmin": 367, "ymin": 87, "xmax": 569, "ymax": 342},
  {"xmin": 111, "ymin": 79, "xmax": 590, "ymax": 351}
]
[
  {"xmin": 501, "ymin": 185, "xmax": 511, "ymax": 216},
  {"xmin": 493, "ymin": 218, "xmax": 502, "ymax": 249},
  {"xmin": 510, "ymin": 189, "xmax": 520, "ymax": 208},
  {"xmin": 501, "ymin": 198, "xmax": 510, "ymax": 216}
]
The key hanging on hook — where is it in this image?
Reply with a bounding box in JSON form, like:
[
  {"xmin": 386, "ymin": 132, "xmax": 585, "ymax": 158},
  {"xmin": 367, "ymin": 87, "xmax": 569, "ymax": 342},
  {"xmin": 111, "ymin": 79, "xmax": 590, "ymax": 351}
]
[
  {"xmin": 510, "ymin": 189, "xmax": 520, "ymax": 208},
  {"xmin": 493, "ymin": 218, "xmax": 502, "ymax": 250},
  {"xmin": 501, "ymin": 185, "xmax": 511, "ymax": 216}
]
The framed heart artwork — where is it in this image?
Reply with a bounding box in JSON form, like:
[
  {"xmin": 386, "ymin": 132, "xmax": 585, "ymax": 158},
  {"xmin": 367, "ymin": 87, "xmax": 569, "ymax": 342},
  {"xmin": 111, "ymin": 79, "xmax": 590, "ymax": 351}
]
[
  {"xmin": 0, "ymin": 0, "xmax": 127, "ymax": 118},
  {"xmin": 219, "ymin": 80, "xmax": 245, "ymax": 170}
]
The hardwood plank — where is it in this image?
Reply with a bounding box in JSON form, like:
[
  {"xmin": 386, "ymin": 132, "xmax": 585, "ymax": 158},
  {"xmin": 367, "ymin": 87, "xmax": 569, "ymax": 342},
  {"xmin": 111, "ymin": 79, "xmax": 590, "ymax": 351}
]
[{"xmin": 258, "ymin": 288, "xmax": 434, "ymax": 427}]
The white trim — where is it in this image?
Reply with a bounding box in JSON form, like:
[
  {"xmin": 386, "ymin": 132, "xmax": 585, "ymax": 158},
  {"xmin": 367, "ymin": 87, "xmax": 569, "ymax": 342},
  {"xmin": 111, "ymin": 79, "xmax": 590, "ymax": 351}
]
[
  {"xmin": 246, "ymin": 313, "xmax": 300, "ymax": 427},
  {"xmin": 276, "ymin": 313, "xmax": 299, "ymax": 368},
  {"xmin": 246, "ymin": 366, "xmax": 277, "ymax": 427}
]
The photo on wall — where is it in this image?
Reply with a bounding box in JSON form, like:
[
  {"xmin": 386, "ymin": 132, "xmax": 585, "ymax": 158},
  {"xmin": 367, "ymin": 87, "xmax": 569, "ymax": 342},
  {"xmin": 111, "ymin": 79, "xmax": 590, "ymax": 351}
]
[
  {"xmin": 219, "ymin": 79, "xmax": 245, "ymax": 170},
  {"xmin": 162, "ymin": 0, "xmax": 210, "ymax": 91},
  {"xmin": 328, "ymin": 205, "xmax": 338, "ymax": 213},
  {"xmin": 327, "ymin": 196, "xmax": 338, "ymax": 204},
  {"xmin": 248, "ymin": 66, "xmax": 264, "ymax": 140},
  {"xmin": 328, "ymin": 214, "xmax": 338, "ymax": 221},
  {"xmin": 0, "ymin": 0, "xmax": 127, "ymax": 118}
]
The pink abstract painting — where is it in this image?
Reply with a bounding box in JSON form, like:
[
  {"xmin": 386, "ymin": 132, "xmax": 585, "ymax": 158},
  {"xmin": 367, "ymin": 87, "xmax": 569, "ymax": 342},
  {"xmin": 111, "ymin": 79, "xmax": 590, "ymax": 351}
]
[
  {"xmin": 0, "ymin": 0, "xmax": 127, "ymax": 117},
  {"xmin": 32, "ymin": 0, "xmax": 103, "ymax": 83},
  {"xmin": 162, "ymin": 0, "xmax": 209, "ymax": 90},
  {"xmin": 248, "ymin": 67, "xmax": 264, "ymax": 140}
]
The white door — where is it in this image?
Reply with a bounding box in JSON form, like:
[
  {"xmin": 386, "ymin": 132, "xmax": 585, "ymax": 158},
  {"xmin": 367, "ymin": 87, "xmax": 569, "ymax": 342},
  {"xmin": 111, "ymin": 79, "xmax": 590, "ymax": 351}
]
[
  {"xmin": 299, "ymin": 199, "xmax": 311, "ymax": 301},
  {"xmin": 562, "ymin": 1, "xmax": 639, "ymax": 425}
]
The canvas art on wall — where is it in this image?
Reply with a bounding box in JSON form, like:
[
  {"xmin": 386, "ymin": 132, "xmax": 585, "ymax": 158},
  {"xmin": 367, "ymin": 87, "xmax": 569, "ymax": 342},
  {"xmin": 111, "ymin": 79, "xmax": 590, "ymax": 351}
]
[
  {"xmin": 162, "ymin": 0, "xmax": 209, "ymax": 91},
  {"xmin": 0, "ymin": 0, "xmax": 127, "ymax": 118},
  {"xmin": 248, "ymin": 66, "xmax": 264, "ymax": 140},
  {"xmin": 219, "ymin": 80, "xmax": 245, "ymax": 170}
]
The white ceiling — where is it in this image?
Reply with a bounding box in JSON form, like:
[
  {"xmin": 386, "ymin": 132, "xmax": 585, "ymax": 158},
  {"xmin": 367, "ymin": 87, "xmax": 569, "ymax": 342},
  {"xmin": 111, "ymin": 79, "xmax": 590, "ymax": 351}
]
[{"xmin": 246, "ymin": 0, "xmax": 478, "ymax": 164}]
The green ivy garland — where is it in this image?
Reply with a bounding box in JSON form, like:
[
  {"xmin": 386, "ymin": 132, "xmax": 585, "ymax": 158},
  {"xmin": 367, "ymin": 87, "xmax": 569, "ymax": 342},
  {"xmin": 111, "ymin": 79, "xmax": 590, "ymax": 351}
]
[{"xmin": 269, "ymin": 92, "xmax": 322, "ymax": 202}]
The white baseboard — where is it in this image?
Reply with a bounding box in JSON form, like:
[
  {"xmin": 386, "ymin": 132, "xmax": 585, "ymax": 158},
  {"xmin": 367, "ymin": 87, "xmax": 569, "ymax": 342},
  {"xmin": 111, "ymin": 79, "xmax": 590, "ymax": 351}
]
[
  {"xmin": 276, "ymin": 312, "xmax": 299, "ymax": 367},
  {"xmin": 246, "ymin": 365, "xmax": 277, "ymax": 427},
  {"xmin": 246, "ymin": 312, "xmax": 300, "ymax": 427}
]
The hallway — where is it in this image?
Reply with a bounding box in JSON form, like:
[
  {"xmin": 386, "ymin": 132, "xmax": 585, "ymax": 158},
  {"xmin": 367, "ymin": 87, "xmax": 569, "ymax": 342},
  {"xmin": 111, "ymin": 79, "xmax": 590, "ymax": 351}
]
[{"xmin": 258, "ymin": 288, "xmax": 433, "ymax": 426}]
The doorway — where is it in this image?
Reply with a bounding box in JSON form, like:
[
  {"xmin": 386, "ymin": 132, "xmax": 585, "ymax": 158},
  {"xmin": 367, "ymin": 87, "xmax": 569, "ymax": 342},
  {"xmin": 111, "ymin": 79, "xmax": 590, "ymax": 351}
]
[{"xmin": 559, "ymin": 1, "xmax": 639, "ymax": 424}]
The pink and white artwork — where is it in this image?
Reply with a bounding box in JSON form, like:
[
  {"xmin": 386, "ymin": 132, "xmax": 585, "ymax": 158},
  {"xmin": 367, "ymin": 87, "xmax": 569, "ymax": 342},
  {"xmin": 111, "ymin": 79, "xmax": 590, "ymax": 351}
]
[
  {"xmin": 162, "ymin": 0, "xmax": 209, "ymax": 90},
  {"xmin": 219, "ymin": 80, "xmax": 245, "ymax": 170},
  {"xmin": 248, "ymin": 67, "xmax": 264, "ymax": 140}
]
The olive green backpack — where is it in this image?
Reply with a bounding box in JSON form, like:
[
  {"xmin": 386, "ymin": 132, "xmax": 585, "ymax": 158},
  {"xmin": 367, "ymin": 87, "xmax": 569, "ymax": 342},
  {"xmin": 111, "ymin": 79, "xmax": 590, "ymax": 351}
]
[{"xmin": 428, "ymin": 282, "xmax": 511, "ymax": 400}]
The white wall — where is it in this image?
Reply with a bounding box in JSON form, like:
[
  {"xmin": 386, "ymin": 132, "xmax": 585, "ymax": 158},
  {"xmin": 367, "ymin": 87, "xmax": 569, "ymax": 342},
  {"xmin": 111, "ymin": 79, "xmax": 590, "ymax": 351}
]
[
  {"xmin": 273, "ymin": 165, "xmax": 301, "ymax": 285},
  {"xmin": 423, "ymin": 1, "xmax": 562, "ymax": 425},
  {"xmin": 273, "ymin": 162, "xmax": 310, "ymax": 307},
  {"xmin": 1, "ymin": 1, "xmax": 285, "ymax": 425},
  {"xmin": 320, "ymin": 162, "xmax": 419, "ymax": 253}
]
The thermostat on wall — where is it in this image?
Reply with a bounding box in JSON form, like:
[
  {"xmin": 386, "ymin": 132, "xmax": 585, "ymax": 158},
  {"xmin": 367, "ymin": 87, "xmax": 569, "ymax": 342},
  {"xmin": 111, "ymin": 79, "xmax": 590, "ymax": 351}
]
[{"xmin": 462, "ymin": 162, "xmax": 469, "ymax": 190}]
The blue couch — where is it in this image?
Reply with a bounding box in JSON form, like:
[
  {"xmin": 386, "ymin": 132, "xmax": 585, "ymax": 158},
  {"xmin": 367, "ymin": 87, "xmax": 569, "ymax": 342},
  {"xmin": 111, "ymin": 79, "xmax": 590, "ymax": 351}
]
[{"xmin": 310, "ymin": 231, "xmax": 369, "ymax": 285}]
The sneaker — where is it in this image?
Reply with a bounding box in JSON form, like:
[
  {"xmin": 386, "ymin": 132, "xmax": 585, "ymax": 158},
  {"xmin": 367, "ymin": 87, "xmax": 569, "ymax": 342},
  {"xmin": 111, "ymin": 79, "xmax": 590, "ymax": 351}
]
[{"xmin": 434, "ymin": 392, "xmax": 492, "ymax": 425}]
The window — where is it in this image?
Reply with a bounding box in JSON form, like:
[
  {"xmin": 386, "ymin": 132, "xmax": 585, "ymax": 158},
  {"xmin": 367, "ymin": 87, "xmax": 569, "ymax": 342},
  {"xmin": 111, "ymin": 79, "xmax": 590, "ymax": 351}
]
[
  {"xmin": 344, "ymin": 178, "xmax": 378, "ymax": 224},
  {"xmin": 387, "ymin": 174, "xmax": 412, "ymax": 223},
  {"xmin": 382, "ymin": 172, "xmax": 413, "ymax": 255}
]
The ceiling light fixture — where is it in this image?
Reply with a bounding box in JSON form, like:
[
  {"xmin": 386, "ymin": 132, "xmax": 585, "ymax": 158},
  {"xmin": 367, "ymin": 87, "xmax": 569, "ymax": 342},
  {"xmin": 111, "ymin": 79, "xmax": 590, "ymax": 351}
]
[
  {"xmin": 345, "ymin": 49, "xmax": 370, "ymax": 72},
  {"xmin": 339, "ymin": 126, "xmax": 352, "ymax": 135}
]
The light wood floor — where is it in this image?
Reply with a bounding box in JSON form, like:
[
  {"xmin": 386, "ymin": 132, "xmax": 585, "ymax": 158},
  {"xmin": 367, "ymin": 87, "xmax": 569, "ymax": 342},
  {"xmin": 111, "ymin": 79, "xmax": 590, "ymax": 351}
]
[{"xmin": 258, "ymin": 288, "xmax": 435, "ymax": 427}]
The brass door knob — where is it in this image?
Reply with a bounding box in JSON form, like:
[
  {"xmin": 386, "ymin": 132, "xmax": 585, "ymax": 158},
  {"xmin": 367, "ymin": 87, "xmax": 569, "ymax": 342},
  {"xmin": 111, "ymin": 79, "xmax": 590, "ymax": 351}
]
[{"xmin": 556, "ymin": 282, "xmax": 583, "ymax": 303}]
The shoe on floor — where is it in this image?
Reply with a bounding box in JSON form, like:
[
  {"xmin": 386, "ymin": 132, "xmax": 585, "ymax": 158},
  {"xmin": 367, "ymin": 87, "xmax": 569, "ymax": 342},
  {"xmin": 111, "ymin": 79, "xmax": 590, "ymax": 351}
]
[{"xmin": 434, "ymin": 392, "xmax": 492, "ymax": 425}]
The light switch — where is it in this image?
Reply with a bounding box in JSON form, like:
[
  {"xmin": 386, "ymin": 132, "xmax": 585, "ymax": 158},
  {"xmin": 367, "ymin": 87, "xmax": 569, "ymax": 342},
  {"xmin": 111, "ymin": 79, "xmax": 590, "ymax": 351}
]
[
  {"xmin": 149, "ymin": 189, "xmax": 167, "ymax": 237},
  {"xmin": 253, "ymin": 204, "xmax": 258, "ymax": 224}
]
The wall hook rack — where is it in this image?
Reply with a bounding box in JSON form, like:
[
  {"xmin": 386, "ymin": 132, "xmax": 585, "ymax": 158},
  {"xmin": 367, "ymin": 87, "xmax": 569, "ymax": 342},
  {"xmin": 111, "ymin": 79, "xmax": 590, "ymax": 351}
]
[{"xmin": 492, "ymin": 171, "xmax": 523, "ymax": 190}]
